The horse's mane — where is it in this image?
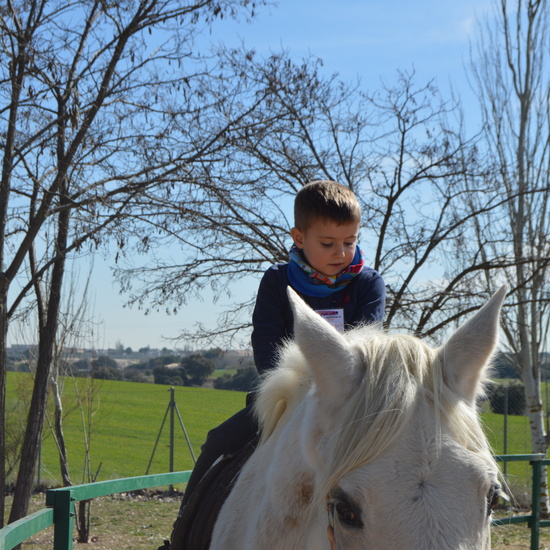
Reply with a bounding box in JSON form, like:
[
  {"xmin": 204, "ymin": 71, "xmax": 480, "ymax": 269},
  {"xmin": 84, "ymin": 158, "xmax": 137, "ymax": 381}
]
[{"xmin": 254, "ymin": 324, "xmax": 493, "ymax": 500}]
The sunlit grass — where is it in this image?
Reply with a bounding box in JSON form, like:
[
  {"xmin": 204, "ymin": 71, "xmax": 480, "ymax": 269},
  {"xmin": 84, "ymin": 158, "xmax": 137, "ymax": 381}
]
[
  {"xmin": 6, "ymin": 371, "xmax": 546, "ymax": 498},
  {"xmin": 7, "ymin": 371, "xmax": 245, "ymax": 486}
]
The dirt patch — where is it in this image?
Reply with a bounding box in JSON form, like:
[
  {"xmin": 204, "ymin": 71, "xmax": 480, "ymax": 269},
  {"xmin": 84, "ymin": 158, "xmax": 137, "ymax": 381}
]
[
  {"xmin": 7, "ymin": 491, "xmax": 181, "ymax": 550},
  {"xmin": 492, "ymin": 513, "xmax": 550, "ymax": 550}
]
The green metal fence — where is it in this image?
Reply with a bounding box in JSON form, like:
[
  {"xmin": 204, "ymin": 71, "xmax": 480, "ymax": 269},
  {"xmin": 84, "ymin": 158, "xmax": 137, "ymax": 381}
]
[
  {"xmin": 0, "ymin": 471, "xmax": 190, "ymax": 550},
  {"xmin": 492, "ymin": 453, "xmax": 550, "ymax": 550},
  {"xmin": 1, "ymin": 456, "xmax": 550, "ymax": 550}
]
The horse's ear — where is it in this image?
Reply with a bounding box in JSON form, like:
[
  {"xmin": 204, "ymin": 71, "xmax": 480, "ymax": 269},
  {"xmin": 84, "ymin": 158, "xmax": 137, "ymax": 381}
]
[
  {"xmin": 287, "ymin": 287, "xmax": 356, "ymax": 398},
  {"xmin": 438, "ymin": 286, "xmax": 507, "ymax": 404}
]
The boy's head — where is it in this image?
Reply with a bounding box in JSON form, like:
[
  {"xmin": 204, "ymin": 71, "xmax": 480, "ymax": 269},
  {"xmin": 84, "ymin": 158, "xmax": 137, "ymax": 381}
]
[
  {"xmin": 293, "ymin": 180, "xmax": 361, "ymax": 230},
  {"xmin": 290, "ymin": 181, "xmax": 361, "ymax": 277}
]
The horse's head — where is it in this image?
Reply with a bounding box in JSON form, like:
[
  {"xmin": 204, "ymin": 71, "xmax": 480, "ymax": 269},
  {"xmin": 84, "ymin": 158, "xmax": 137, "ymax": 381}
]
[
  {"xmin": 213, "ymin": 288, "xmax": 507, "ymax": 550},
  {"xmin": 281, "ymin": 286, "xmax": 506, "ymax": 550}
]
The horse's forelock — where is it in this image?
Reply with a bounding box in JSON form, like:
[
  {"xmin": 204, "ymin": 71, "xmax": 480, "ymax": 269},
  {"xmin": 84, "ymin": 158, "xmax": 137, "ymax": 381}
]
[
  {"xmin": 317, "ymin": 327, "xmax": 493, "ymax": 503},
  {"xmin": 254, "ymin": 324, "xmax": 493, "ymax": 505},
  {"xmin": 255, "ymin": 327, "xmax": 433, "ymax": 453},
  {"xmin": 314, "ymin": 329, "xmax": 434, "ymax": 496}
]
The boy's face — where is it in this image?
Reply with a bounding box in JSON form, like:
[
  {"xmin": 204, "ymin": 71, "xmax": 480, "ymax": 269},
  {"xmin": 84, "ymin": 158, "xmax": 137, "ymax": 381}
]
[{"xmin": 290, "ymin": 218, "xmax": 360, "ymax": 277}]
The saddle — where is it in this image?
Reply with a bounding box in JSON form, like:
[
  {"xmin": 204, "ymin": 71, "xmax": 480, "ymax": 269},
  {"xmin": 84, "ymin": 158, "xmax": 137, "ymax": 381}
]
[{"xmin": 170, "ymin": 435, "xmax": 259, "ymax": 550}]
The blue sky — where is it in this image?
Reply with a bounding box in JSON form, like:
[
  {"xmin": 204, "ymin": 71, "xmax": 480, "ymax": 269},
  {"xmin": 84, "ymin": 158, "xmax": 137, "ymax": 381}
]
[
  {"xmin": 35, "ymin": 0, "xmax": 494, "ymax": 351},
  {"xmin": 219, "ymin": 1, "xmax": 486, "ymax": 80}
]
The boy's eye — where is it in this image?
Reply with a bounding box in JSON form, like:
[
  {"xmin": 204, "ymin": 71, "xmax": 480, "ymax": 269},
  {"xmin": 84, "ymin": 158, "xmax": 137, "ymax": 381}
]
[
  {"xmin": 345, "ymin": 241, "xmax": 355, "ymax": 247},
  {"xmin": 321, "ymin": 242, "xmax": 332, "ymax": 247}
]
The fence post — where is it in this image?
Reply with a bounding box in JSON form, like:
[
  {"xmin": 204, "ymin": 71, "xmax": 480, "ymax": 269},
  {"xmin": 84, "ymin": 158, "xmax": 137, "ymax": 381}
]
[
  {"xmin": 503, "ymin": 386, "xmax": 508, "ymax": 478},
  {"xmin": 169, "ymin": 387, "xmax": 175, "ymax": 492},
  {"xmin": 170, "ymin": 387, "xmax": 175, "ymax": 474},
  {"xmin": 46, "ymin": 487, "xmax": 75, "ymax": 550},
  {"xmin": 529, "ymin": 455, "xmax": 542, "ymax": 550}
]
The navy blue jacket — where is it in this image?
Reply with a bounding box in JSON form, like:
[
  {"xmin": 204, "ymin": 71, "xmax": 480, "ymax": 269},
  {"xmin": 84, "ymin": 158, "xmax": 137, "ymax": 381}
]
[{"xmin": 251, "ymin": 263, "xmax": 386, "ymax": 374}]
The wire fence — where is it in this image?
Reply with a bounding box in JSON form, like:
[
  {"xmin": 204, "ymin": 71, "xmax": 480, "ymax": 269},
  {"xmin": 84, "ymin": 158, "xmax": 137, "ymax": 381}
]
[{"xmin": 481, "ymin": 381, "xmax": 548, "ymax": 503}]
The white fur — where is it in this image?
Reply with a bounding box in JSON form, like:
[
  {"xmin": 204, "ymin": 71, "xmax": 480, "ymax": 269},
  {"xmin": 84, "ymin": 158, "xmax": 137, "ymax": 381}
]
[{"xmin": 210, "ymin": 287, "xmax": 506, "ymax": 550}]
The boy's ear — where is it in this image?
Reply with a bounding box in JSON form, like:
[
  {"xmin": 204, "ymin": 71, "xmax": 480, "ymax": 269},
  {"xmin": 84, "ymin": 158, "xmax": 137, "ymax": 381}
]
[{"xmin": 290, "ymin": 227, "xmax": 304, "ymax": 248}]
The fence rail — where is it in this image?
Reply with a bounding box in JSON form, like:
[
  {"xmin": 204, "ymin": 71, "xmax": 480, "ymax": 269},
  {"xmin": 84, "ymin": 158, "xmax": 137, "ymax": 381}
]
[
  {"xmin": 1, "ymin": 457, "xmax": 549, "ymax": 550},
  {"xmin": 0, "ymin": 507, "xmax": 54, "ymax": 550},
  {"xmin": 492, "ymin": 453, "xmax": 550, "ymax": 550},
  {"xmin": 1, "ymin": 471, "xmax": 191, "ymax": 550}
]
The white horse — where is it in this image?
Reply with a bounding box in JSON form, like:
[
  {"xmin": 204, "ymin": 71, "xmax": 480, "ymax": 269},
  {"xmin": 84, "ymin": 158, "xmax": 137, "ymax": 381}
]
[{"xmin": 210, "ymin": 287, "xmax": 507, "ymax": 550}]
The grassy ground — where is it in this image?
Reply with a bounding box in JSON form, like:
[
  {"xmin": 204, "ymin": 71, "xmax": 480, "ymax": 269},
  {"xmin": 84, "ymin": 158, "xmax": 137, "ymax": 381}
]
[
  {"xmin": 482, "ymin": 410, "xmax": 534, "ymax": 501},
  {"xmin": 492, "ymin": 510, "xmax": 550, "ymax": 549},
  {"xmin": 6, "ymin": 371, "xmax": 246, "ymax": 485},
  {"xmin": 6, "ymin": 372, "xmax": 537, "ymax": 489}
]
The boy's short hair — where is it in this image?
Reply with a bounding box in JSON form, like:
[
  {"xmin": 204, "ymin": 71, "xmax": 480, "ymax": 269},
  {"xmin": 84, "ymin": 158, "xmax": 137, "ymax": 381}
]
[{"xmin": 294, "ymin": 180, "xmax": 361, "ymax": 229}]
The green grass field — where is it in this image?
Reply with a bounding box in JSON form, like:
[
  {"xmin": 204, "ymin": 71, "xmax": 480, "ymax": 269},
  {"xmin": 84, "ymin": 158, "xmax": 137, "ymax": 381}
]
[
  {"xmin": 481, "ymin": 409, "xmax": 534, "ymax": 497},
  {"xmin": 211, "ymin": 369, "xmax": 237, "ymax": 378},
  {"xmin": 6, "ymin": 371, "xmax": 245, "ymax": 487},
  {"xmin": 5, "ymin": 371, "xmax": 542, "ymax": 497}
]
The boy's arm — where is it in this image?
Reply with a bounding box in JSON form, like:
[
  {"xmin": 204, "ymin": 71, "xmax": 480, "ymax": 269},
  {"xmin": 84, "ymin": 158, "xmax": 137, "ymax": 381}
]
[
  {"xmin": 349, "ymin": 269, "xmax": 386, "ymax": 326},
  {"xmin": 251, "ymin": 266, "xmax": 292, "ymax": 375}
]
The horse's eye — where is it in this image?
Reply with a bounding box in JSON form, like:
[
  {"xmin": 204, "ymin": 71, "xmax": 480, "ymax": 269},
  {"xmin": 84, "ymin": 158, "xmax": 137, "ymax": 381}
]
[
  {"xmin": 335, "ymin": 500, "xmax": 363, "ymax": 528},
  {"xmin": 487, "ymin": 484, "xmax": 503, "ymax": 516}
]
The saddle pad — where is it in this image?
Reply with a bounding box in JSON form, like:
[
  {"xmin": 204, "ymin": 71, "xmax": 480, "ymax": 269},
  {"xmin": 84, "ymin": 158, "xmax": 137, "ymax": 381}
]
[{"xmin": 171, "ymin": 435, "xmax": 259, "ymax": 550}]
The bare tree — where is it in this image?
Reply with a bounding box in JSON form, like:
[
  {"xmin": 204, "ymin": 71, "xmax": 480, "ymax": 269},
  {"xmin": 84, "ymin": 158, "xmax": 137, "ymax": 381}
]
[
  {"xmin": 114, "ymin": 52, "xmax": 500, "ymax": 348},
  {"xmin": 1, "ymin": 0, "xmax": 264, "ymax": 525},
  {"xmin": 47, "ymin": 268, "xmax": 105, "ymax": 542},
  {"xmin": 42, "ymin": 268, "xmax": 96, "ymax": 487},
  {"xmin": 466, "ymin": 0, "xmax": 550, "ymax": 508},
  {"xmin": 12, "ymin": 264, "xmax": 101, "ymax": 539}
]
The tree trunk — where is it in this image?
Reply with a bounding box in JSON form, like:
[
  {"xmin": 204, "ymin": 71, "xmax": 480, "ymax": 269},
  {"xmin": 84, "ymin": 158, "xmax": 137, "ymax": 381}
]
[
  {"xmin": 9, "ymin": 194, "xmax": 70, "ymax": 523},
  {"xmin": 0, "ymin": 286, "xmax": 7, "ymax": 527},
  {"xmin": 77, "ymin": 500, "xmax": 91, "ymax": 543},
  {"xmin": 7, "ymin": 339, "xmax": 53, "ymax": 522}
]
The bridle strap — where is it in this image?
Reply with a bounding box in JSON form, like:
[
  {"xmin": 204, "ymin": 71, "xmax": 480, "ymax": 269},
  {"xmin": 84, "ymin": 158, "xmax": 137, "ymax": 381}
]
[{"xmin": 326, "ymin": 497, "xmax": 336, "ymax": 550}]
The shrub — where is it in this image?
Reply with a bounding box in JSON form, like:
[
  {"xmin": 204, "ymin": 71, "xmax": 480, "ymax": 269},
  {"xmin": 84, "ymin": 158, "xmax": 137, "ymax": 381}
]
[
  {"xmin": 153, "ymin": 365, "xmax": 184, "ymax": 386},
  {"xmin": 487, "ymin": 381, "xmax": 526, "ymax": 415},
  {"xmin": 214, "ymin": 367, "xmax": 259, "ymax": 392},
  {"xmin": 91, "ymin": 356, "xmax": 123, "ymax": 380},
  {"xmin": 180, "ymin": 354, "xmax": 215, "ymax": 386}
]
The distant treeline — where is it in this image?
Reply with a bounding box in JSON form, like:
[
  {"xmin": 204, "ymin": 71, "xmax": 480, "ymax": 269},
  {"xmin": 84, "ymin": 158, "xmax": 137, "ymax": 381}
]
[
  {"xmin": 8, "ymin": 347, "xmax": 258, "ymax": 392},
  {"xmin": 8, "ymin": 349, "xmax": 549, "ymax": 392}
]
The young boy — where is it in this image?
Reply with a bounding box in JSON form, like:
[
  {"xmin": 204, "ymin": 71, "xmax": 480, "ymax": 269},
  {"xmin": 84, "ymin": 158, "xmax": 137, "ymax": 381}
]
[
  {"xmin": 252, "ymin": 180, "xmax": 385, "ymax": 373},
  {"xmin": 171, "ymin": 180, "xmax": 385, "ymax": 546}
]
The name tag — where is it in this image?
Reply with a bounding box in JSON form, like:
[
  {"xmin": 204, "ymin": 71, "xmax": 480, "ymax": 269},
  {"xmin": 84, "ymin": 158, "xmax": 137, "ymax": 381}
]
[{"xmin": 316, "ymin": 309, "xmax": 345, "ymax": 333}]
